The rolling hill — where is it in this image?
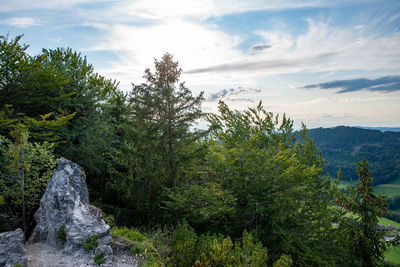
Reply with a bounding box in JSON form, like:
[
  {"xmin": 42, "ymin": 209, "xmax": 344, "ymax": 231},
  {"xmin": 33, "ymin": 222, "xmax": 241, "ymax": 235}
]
[{"xmin": 307, "ymin": 126, "xmax": 400, "ymax": 185}]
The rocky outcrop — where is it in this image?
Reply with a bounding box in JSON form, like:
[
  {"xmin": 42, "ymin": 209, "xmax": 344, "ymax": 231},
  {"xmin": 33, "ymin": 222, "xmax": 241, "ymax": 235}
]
[
  {"xmin": 29, "ymin": 157, "xmax": 113, "ymax": 266},
  {"xmin": 0, "ymin": 228, "xmax": 27, "ymax": 267}
]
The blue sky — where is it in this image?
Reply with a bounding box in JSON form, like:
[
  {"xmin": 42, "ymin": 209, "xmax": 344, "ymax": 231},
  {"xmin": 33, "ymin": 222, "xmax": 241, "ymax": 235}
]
[{"xmin": 1, "ymin": 0, "xmax": 399, "ymax": 128}]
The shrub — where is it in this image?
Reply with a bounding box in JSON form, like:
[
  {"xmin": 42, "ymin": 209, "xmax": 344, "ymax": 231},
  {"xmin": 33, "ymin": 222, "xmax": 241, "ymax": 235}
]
[
  {"xmin": 94, "ymin": 252, "xmax": 105, "ymax": 265},
  {"xmin": 170, "ymin": 220, "xmax": 197, "ymax": 266},
  {"xmin": 83, "ymin": 234, "xmax": 100, "ymax": 251},
  {"xmin": 57, "ymin": 225, "xmax": 66, "ymax": 243},
  {"xmin": 273, "ymin": 254, "xmax": 293, "ymax": 267},
  {"xmin": 169, "ymin": 221, "xmax": 269, "ymax": 267}
]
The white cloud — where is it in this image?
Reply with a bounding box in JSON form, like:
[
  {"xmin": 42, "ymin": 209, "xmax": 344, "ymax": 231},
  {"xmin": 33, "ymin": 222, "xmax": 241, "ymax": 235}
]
[
  {"xmin": 0, "ymin": 0, "xmax": 104, "ymax": 12},
  {"xmin": 187, "ymin": 19, "xmax": 400, "ymax": 75},
  {"xmin": 122, "ymin": 0, "xmax": 332, "ymax": 20},
  {"xmin": 2, "ymin": 17, "xmax": 40, "ymax": 28}
]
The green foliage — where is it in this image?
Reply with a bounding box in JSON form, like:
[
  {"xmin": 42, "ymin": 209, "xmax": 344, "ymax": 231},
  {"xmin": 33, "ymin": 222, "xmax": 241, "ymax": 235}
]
[
  {"xmin": 114, "ymin": 53, "xmax": 205, "ymax": 222},
  {"xmin": 273, "ymin": 254, "xmax": 293, "ymax": 267},
  {"xmin": 170, "ymin": 220, "xmax": 197, "ymax": 266},
  {"xmin": 0, "ymin": 35, "xmax": 75, "ymax": 144},
  {"xmin": 165, "ymin": 182, "xmax": 236, "ymax": 231},
  {"xmin": 103, "ymin": 213, "xmax": 115, "ymax": 228},
  {"xmin": 12, "ymin": 263, "xmax": 23, "ymax": 267},
  {"xmin": 205, "ymin": 101, "xmax": 338, "ymax": 264},
  {"xmin": 131, "ymin": 243, "xmax": 146, "ymax": 254},
  {"xmin": 112, "ymin": 227, "xmax": 146, "ymax": 242},
  {"xmin": 57, "ymin": 225, "xmax": 66, "ymax": 243},
  {"xmin": 169, "ymin": 221, "xmax": 268, "ymax": 267},
  {"xmin": 0, "ymin": 132, "xmax": 56, "ymax": 232},
  {"xmin": 336, "ymin": 160, "xmax": 400, "ymax": 266},
  {"xmin": 111, "ymin": 227, "xmax": 163, "ymax": 265},
  {"xmin": 83, "ymin": 234, "xmax": 100, "ymax": 251},
  {"xmin": 94, "ymin": 252, "xmax": 105, "ymax": 265}
]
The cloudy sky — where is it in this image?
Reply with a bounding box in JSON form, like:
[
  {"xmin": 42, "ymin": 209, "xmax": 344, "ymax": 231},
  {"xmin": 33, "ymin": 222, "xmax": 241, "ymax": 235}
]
[{"xmin": 1, "ymin": 0, "xmax": 399, "ymax": 128}]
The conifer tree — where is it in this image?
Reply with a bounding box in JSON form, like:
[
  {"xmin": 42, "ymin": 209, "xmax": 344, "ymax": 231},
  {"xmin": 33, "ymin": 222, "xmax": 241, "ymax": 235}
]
[
  {"xmin": 128, "ymin": 53, "xmax": 204, "ymax": 219},
  {"xmin": 336, "ymin": 160, "xmax": 400, "ymax": 266}
]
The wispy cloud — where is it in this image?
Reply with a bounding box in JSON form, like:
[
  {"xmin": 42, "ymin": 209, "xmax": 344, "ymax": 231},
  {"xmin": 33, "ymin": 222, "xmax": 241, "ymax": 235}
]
[
  {"xmin": 2, "ymin": 17, "xmax": 40, "ymax": 28},
  {"xmin": 119, "ymin": 0, "xmax": 340, "ymax": 21},
  {"xmin": 0, "ymin": 0, "xmax": 103, "ymax": 12},
  {"xmin": 186, "ymin": 18, "xmax": 400, "ymax": 75},
  {"xmin": 303, "ymin": 76, "xmax": 400, "ymax": 93},
  {"xmin": 186, "ymin": 53, "xmax": 335, "ymax": 74},
  {"xmin": 207, "ymin": 87, "xmax": 261, "ymax": 101}
]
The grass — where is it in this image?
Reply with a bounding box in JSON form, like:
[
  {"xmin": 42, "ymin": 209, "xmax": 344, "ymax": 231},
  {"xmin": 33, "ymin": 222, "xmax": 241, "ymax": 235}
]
[
  {"xmin": 379, "ymin": 217, "xmax": 400, "ymax": 228},
  {"xmin": 378, "ymin": 217, "xmax": 400, "ymax": 264},
  {"xmin": 374, "ymin": 185, "xmax": 400, "ymax": 198},
  {"xmin": 337, "ymin": 176, "xmax": 400, "ymax": 198},
  {"xmin": 111, "ymin": 227, "xmax": 163, "ymax": 266},
  {"xmin": 390, "ymin": 208, "xmax": 400, "ymax": 216},
  {"xmin": 386, "ymin": 247, "xmax": 400, "ymax": 264},
  {"xmin": 374, "ymin": 176, "xmax": 400, "ymax": 198}
]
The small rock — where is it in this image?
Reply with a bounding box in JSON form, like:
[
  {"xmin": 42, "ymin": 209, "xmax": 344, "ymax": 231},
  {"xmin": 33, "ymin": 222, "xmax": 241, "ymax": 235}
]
[{"xmin": 0, "ymin": 228, "xmax": 27, "ymax": 267}]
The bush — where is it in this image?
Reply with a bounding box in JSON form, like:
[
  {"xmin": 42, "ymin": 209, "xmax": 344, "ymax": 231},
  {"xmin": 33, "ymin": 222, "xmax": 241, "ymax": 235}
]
[
  {"xmin": 169, "ymin": 221, "xmax": 269, "ymax": 267},
  {"xmin": 94, "ymin": 252, "xmax": 105, "ymax": 265},
  {"xmin": 273, "ymin": 254, "xmax": 293, "ymax": 267},
  {"xmin": 83, "ymin": 234, "xmax": 100, "ymax": 251},
  {"xmin": 170, "ymin": 220, "xmax": 197, "ymax": 266},
  {"xmin": 57, "ymin": 225, "xmax": 66, "ymax": 243}
]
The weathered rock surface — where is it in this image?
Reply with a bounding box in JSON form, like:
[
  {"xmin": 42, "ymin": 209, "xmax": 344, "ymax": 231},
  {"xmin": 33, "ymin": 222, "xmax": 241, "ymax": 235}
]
[
  {"xmin": 0, "ymin": 228, "xmax": 27, "ymax": 267},
  {"xmin": 29, "ymin": 157, "xmax": 113, "ymax": 266},
  {"xmin": 26, "ymin": 242, "xmax": 138, "ymax": 267}
]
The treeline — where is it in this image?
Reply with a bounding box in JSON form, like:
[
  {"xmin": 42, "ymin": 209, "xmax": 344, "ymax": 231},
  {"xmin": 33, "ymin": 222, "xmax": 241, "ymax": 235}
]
[
  {"xmin": 0, "ymin": 35, "xmax": 399, "ymax": 266},
  {"xmin": 307, "ymin": 126, "xmax": 400, "ymax": 185}
]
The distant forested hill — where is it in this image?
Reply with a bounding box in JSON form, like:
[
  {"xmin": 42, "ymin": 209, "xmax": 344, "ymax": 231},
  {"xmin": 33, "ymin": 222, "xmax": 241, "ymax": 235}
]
[{"xmin": 307, "ymin": 126, "xmax": 400, "ymax": 185}]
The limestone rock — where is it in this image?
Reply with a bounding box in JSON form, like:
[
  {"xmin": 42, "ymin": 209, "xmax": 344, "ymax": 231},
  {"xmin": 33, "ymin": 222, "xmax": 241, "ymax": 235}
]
[
  {"xmin": 29, "ymin": 157, "xmax": 113, "ymax": 265},
  {"xmin": 0, "ymin": 228, "xmax": 27, "ymax": 267}
]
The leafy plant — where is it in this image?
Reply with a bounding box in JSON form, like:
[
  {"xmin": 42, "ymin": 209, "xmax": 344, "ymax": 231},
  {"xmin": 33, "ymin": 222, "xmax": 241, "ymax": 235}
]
[
  {"xmin": 57, "ymin": 225, "xmax": 66, "ymax": 243},
  {"xmin": 170, "ymin": 221, "xmax": 269, "ymax": 267},
  {"xmin": 13, "ymin": 263, "xmax": 23, "ymax": 267},
  {"xmin": 170, "ymin": 220, "xmax": 197, "ymax": 266},
  {"xmin": 94, "ymin": 251, "xmax": 105, "ymax": 265},
  {"xmin": 273, "ymin": 254, "xmax": 293, "ymax": 267},
  {"xmin": 83, "ymin": 234, "xmax": 100, "ymax": 251}
]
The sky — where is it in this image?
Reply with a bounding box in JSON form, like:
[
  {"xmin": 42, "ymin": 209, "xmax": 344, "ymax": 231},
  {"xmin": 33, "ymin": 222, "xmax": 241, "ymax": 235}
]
[{"xmin": 1, "ymin": 0, "xmax": 399, "ymax": 128}]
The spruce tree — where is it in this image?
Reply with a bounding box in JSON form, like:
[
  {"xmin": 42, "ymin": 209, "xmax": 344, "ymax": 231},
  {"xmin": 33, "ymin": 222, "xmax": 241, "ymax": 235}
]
[
  {"xmin": 128, "ymin": 53, "xmax": 204, "ymax": 220},
  {"xmin": 336, "ymin": 160, "xmax": 400, "ymax": 266}
]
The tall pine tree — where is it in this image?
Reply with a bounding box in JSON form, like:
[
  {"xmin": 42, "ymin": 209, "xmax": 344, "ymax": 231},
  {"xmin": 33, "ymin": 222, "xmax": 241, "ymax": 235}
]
[{"xmin": 127, "ymin": 53, "xmax": 205, "ymax": 221}]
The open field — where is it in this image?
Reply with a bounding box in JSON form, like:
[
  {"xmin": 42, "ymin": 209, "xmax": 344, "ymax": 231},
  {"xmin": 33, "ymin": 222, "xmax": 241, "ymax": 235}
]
[
  {"xmin": 375, "ymin": 176, "xmax": 400, "ymax": 198},
  {"xmin": 379, "ymin": 217, "xmax": 400, "ymax": 264},
  {"xmin": 386, "ymin": 247, "xmax": 400, "ymax": 264},
  {"xmin": 337, "ymin": 177, "xmax": 400, "ymax": 198},
  {"xmin": 379, "ymin": 217, "xmax": 400, "ymax": 228}
]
